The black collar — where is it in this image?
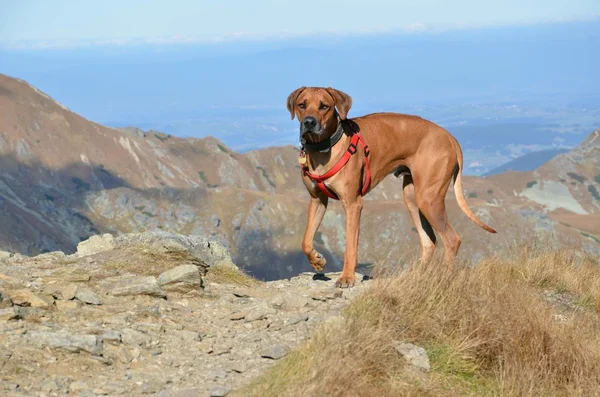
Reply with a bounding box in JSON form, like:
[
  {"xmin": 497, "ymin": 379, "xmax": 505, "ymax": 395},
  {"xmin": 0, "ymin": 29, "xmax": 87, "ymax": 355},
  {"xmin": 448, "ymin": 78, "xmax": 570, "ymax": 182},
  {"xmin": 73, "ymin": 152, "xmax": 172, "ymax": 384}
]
[{"xmin": 302, "ymin": 122, "xmax": 345, "ymax": 153}]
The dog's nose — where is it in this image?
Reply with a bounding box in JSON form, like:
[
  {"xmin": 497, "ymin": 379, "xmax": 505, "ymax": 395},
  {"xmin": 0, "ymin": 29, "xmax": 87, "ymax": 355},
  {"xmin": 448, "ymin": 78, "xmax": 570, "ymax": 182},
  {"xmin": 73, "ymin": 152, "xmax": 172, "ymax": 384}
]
[{"xmin": 303, "ymin": 117, "xmax": 317, "ymax": 129}]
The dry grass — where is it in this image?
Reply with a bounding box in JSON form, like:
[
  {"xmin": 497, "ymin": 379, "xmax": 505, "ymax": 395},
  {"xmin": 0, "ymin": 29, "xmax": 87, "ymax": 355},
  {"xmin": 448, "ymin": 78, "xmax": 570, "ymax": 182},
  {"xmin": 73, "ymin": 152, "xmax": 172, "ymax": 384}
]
[
  {"xmin": 100, "ymin": 245, "xmax": 205, "ymax": 277},
  {"xmin": 204, "ymin": 264, "xmax": 260, "ymax": 287},
  {"xmin": 236, "ymin": 243, "xmax": 600, "ymax": 397}
]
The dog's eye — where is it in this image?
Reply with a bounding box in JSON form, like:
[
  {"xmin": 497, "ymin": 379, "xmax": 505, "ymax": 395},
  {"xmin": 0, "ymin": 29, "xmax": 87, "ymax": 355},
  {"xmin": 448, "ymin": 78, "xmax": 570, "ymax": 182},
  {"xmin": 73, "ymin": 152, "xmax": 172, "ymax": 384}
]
[
  {"xmin": 298, "ymin": 103, "xmax": 306, "ymax": 110},
  {"xmin": 319, "ymin": 104, "xmax": 330, "ymax": 111}
]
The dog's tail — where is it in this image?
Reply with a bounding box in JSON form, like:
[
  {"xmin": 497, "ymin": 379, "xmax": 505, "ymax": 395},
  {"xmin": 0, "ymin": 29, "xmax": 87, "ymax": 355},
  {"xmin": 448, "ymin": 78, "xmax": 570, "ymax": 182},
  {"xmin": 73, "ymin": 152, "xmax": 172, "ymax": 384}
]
[{"xmin": 452, "ymin": 139, "xmax": 497, "ymax": 234}]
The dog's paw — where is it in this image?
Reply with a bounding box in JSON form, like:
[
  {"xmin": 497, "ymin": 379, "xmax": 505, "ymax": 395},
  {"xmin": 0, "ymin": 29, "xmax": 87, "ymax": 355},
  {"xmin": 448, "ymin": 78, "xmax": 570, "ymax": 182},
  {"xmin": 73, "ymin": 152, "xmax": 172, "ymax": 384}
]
[
  {"xmin": 309, "ymin": 251, "xmax": 327, "ymax": 272},
  {"xmin": 335, "ymin": 274, "xmax": 355, "ymax": 288}
]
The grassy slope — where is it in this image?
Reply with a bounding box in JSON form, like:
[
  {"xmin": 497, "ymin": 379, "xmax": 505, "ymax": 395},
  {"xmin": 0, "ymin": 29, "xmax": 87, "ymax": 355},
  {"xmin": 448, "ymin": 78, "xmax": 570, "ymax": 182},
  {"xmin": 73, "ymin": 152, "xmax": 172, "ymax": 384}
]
[{"xmin": 236, "ymin": 242, "xmax": 600, "ymax": 397}]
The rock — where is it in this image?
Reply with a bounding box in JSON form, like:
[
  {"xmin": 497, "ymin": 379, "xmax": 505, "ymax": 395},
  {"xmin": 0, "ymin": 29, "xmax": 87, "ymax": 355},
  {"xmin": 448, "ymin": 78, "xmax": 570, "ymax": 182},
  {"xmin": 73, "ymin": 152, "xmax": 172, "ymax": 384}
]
[
  {"xmin": 28, "ymin": 331, "xmax": 104, "ymax": 355},
  {"xmin": 260, "ymin": 344, "xmax": 289, "ymax": 360},
  {"xmin": 141, "ymin": 379, "xmax": 163, "ymax": 394},
  {"xmin": 9, "ymin": 289, "xmax": 51, "ymax": 308},
  {"xmin": 394, "ymin": 342, "xmax": 430, "ymax": 372},
  {"xmin": 109, "ymin": 276, "xmax": 166, "ymax": 298},
  {"xmin": 134, "ymin": 322, "xmax": 163, "ymax": 334},
  {"xmin": 62, "ymin": 283, "xmax": 79, "ymax": 300},
  {"xmin": 0, "ymin": 291, "xmax": 12, "ymax": 308},
  {"xmin": 157, "ymin": 265, "xmax": 202, "ymax": 293},
  {"xmin": 33, "ymin": 251, "xmax": 66, "ymax": 261},
  {"xmin": 69, "ymin": 380, "xmax": 89, "ymax": 393},
  {"xmin": 40, "ymin": 379, "xmax": 59, "ymax": 394},
  {"xmin": 114, "ymin": 231, "xmax": 238, "ymax": 272},
  {"xmin": 210, "ymin": 386, "xmax": 232, "ymax": 397},
  {"xmin": 76, "ymin": 234, "xmax": 116, "ymax": 256},
  {"xmin": 230, "ymin": 362, "xmax": 246, "ymax": 373},
  {"xmin": 118, "ymin": 345, "xmax": 134, "ymax": 364},
  {"xmin": 0, "ymin": 307, "xmax": 20, "ymax": 321},
  {"xmin": 75, "ymin": 287, "xmax": 102, "ymax": 305},
  {"xmin": 56, "ymin": 300, "xmax": 81, "ymax": 311},
  {"xmin": 270, "ymin": 291, "xmax": 310, "ymax": 310},
  {"xmin": 229, "ymin": 311, "xmax": 247, "ymax": 321},
  {"xmin": 171, "ymin": 329, "xmax": 201, "ymax": 342},
  {"xmin": 285, "ymin": 314, "xmax": 309, "ymax": 325},
  {"xmin": 0, "ymin": 250, "xmax": 12, "ymax": 260},
  {"xmin": 309, "ymin": 289, "xmax": 343, "ymax": 301},
  {"xmin": 102, "ymin": 330, "xmax": 122, "ymax": 345},
  {"xmin": 245, "ymin": 307, "xmax": 276, "ymax": 322},
  {"xmin": 121, "ymin": 328, "xmax": 152, "ymax": 346}
]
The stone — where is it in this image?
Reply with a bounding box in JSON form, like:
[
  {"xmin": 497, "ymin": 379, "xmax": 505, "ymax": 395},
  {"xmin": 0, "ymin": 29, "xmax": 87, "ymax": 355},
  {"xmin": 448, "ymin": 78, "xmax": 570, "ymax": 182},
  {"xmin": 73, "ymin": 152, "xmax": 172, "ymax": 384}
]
[
  {"xmin": 69, "ymin": 380, "xmax": 89, "ymax": 393},
  {"xmin": 118, "ymin": 346, "xmax": 134, "ymax": 364},
  {"xmin": 309, "ymin": 289, "xmax": 343, "ymax": 301},
  {"xmin": 110, "ymin": 276, "xmax": 166, "ymax": 298},
  {"xmin": 61, "ymin": 283, "xmax": 78, "ymax": 300},
  {"xmin": 245, "ymin": 307, "xmax": 276, "ymax": 323},
  {"xmin": 0, "ymin": 291, "xmax": 12, "ymax": 308},
  {"xmin": 229, "ymin": 311, "xmax": 247, "ymax": 321},
  {"xmin": 121, "ymin": 328, "xmax": 152, "ymax": 346},
  {"xmin": 270, "ymin": 291, "xmax": 310, "ymax": 310},
  {"xmin": 157, "ymin": 265, "xmax": 202, "ymax": 293},
  {"xmin": 210, "ymin": 386, "xmax": 232, "ymax": 397},
  {"xmin": 9, "ymin": 289, "xmax": 51, "ymax": 308},
  {"xmin": 102, "ymin": 330, "xmax": 122, "ymax": 345},
  {"xmin": 134, "ymin": 322, "xmax": 164, "ymax": 334},
  {"xmin": 260, "ymin": 344, "xmax": 289, "ymax": 360},
  {"xmin": 56, "ymin": 300, "xmax": 81, "ymax": 311},
  {"xmin": 171, "ymin": 329, "xmax": 201, "ymax": 342},
  {"xmin": 75, "ymin": 287, "xmax": 102, "ymax": 305},
  {"xmin": 28, "ymin": 331, "xmax": 104, "ymax": 355},
  {"xmin": 0, "ymin": 250, "xmax": 12, "ymax": 260},
  {"xmin": 141, "ymin": 379, "xmax": 163, "ymax": 394},
  {"xmin": 285, "ymin": 314, "xmax": 309, "ymax": 325},
  {"xmin": 40, "ymin": 379, "xmax": 59, "ymax": 394},
  {"xmin": 230, "ymin": 362, "xmax": 246, "ymax": 373},
  {"xmin": 0, "ymin": 307, "xmax": 20, "ymax": 321},
  {"xmin": 76, "ymin": 234, "xmax": 115, "ymax": 256},
  {"xmin": 394, "ymin": 342, "xmax": 430, "ymax": 372}
]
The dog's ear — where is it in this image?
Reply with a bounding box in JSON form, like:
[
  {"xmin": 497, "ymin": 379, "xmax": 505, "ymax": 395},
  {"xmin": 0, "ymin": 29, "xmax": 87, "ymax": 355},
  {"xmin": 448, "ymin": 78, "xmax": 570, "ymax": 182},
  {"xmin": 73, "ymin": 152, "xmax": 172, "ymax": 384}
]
[
  {"xmin": 286, "ymin": 86, "xmax": 306, "ymax": 120},
  {"xmin": 326, "ymin": 87, "xmax": 352, "ymax": 120}
]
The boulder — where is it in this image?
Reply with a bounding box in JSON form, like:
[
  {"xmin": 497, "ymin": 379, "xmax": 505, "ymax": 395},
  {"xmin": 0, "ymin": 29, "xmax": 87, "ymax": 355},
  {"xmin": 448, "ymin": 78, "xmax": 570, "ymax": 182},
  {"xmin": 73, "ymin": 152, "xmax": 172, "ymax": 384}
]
[
  {"xmin": 109, "ymin": 276, "xmax": 166, "ymax": 298},
  {"xmin": 158, "ymin": 265, "xmax": 202, "ymax": 293}
]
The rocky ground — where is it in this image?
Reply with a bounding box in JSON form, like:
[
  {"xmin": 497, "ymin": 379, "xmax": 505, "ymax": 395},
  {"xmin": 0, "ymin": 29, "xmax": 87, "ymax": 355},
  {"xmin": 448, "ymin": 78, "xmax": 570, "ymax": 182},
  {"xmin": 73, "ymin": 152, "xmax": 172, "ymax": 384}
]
[{"xmin": 0, "ymin": 232, "xmax": 371, "ymax": 397}]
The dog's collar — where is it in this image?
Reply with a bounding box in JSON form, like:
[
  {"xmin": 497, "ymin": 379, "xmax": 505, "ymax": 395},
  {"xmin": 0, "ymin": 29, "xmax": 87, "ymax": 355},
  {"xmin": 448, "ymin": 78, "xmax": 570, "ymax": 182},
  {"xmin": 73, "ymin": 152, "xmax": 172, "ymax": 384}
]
[{"xmin": 301, "ymin": 123, "xmax": 345, "ymax": 153}]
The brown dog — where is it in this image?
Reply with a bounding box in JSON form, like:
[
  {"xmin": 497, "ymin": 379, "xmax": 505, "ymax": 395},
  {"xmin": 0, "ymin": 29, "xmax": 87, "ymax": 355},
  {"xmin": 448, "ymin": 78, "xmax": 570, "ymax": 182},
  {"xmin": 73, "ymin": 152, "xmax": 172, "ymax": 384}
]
[{"xmin": 287, "ymin": 86, "xmax": 497, "ymax": 288}]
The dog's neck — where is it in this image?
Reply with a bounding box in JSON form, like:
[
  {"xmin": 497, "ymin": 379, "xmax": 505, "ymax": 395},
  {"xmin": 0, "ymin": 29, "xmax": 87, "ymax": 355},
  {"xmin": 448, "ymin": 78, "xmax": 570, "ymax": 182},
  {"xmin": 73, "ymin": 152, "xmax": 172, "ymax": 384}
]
[
  {"xmin": 304, "ymin": 119, "xmax": 351, "ymax": 172},
  {"xmin": 302, "ymin": 123, "xmax": 345, "ymax": 153}
]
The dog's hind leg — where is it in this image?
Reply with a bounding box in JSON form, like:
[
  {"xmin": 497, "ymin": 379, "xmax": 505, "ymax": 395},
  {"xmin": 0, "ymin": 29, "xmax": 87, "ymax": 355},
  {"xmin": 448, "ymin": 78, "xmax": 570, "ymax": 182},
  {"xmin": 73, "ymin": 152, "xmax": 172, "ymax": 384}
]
[
  {"xmin": 413, "ymin": 171, "xmax": 461, "ymax": 264},
  {"xmin": 302, "ymin": 194, "xmax": 329, "ymax": 272},
  {"xmin": 402, "ymin": 175, "xmax": 436, "ymax": 262}
]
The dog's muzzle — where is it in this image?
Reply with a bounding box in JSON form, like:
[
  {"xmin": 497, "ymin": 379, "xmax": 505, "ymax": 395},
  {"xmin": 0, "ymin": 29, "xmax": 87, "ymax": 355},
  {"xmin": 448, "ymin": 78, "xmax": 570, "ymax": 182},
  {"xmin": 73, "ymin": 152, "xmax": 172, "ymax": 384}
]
[{"xmin": 301, "ymin": 116, "xmax": 323, "ymax": 136}]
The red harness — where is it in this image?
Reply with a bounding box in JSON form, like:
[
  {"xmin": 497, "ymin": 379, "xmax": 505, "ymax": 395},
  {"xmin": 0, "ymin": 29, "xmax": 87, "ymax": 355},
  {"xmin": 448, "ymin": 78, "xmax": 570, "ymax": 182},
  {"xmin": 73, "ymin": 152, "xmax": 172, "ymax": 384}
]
[{"xmin": 301, "ymin": 132, "xmax": 371, "ymax": 200}]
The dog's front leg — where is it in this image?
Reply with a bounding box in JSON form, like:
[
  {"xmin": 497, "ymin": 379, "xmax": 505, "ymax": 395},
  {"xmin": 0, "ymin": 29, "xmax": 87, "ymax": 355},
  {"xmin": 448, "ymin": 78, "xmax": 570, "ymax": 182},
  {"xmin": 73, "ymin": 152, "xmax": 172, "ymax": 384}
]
[
  {"xmin": 302, "ymin": 194, "xmax": 329, "ymax": 272},
  {"xmin": 336, "ymin": 197, "xmax": 363, "ymax": 288}
]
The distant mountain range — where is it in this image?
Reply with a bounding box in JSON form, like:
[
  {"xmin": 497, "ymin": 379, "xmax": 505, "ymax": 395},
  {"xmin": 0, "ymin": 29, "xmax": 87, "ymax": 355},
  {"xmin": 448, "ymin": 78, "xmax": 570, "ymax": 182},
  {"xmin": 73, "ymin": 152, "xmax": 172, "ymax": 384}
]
[
  {"xmin": 0, "ymin": 74, "xmax": 598, "ymax": 280},
  {"xmin": 483, "ymin": 148, "xmax": 570, "ymax": 176}
]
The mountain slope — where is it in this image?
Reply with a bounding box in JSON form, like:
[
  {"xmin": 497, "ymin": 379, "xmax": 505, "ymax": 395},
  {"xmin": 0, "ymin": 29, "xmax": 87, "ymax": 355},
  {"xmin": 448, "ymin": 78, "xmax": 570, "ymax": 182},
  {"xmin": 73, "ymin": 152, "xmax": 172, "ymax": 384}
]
[{"xmin": 483, "ymin": 148, "xmax": 569, "ymax": 176}]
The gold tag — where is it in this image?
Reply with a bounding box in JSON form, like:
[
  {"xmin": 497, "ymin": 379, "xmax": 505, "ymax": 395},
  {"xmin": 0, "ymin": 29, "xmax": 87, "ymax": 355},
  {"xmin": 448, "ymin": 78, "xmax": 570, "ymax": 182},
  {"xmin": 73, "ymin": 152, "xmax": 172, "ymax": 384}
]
[{"xmin": 298, "ymin": 152, "xmax": 307, "ymax": 165}]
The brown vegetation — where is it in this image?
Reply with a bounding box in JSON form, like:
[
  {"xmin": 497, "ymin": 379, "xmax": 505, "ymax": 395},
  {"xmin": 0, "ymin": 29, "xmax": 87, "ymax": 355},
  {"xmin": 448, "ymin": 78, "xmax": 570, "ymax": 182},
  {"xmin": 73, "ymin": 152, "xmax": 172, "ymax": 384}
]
[{"xmin": 238, "ymin": 243, "xmax": 600, "ymax": 396}]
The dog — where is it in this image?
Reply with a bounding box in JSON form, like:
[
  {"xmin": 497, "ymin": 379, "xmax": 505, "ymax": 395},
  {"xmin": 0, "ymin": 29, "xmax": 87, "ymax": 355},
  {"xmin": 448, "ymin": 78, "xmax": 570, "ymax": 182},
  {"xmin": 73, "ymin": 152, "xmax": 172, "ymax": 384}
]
[{"xmin": 287, "ymin": 86, "xmax": 497, "ymax": 288}]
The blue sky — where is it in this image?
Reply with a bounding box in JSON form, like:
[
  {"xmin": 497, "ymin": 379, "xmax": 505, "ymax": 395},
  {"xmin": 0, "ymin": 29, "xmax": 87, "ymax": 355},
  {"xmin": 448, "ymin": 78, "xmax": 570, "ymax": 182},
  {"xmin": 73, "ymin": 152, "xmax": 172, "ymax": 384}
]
[{"xmin": 1, "ymin": 0, "xmax": 599, "ymax": 48}]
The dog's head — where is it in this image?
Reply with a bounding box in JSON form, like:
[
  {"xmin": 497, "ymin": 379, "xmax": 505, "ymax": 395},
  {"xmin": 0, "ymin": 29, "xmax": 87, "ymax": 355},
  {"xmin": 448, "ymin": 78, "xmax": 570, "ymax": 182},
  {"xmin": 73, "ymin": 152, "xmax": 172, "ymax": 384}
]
[{"xmin": 287, "ymin": 87, "xmax": 352, "ymax": 140}]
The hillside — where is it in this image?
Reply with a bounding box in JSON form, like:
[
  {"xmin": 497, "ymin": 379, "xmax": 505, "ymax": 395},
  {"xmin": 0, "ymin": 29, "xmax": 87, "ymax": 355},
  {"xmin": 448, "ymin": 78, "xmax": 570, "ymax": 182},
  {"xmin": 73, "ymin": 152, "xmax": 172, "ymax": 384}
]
[
  {"xmin": 0, "ymin": 74, "xmax": 598, "ymax": 280},
  {"xmin": 483, "ymin": 148, "xmax": 569, "ymax": 176}
]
